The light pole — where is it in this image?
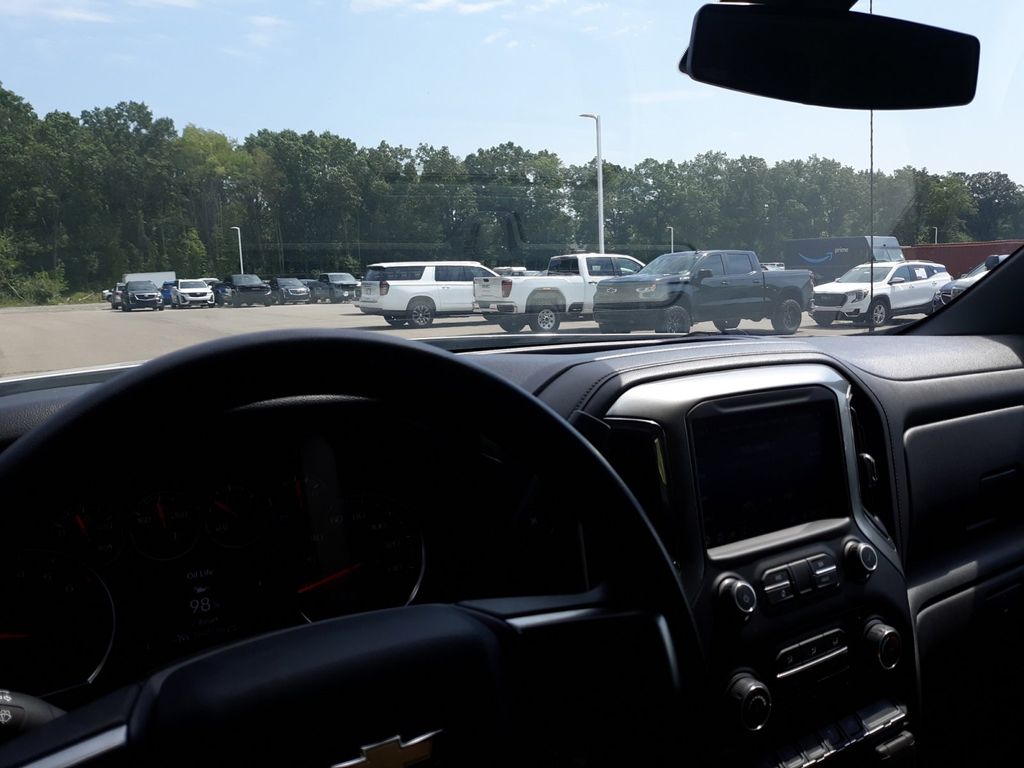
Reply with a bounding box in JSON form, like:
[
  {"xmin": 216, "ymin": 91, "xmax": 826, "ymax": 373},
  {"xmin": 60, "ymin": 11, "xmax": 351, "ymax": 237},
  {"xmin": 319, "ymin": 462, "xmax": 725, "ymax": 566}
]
[
  {"xmin": 931, "ymin": 226, "xmax": 939, "ymax": 244},
  {"xmin": 230, "ymin": 226, "xmax": 244, "ymax": 274},
  {"xmin": 579, "ymin": 113, "xmax": 604, "ymax": 254},
  {"xmin": 666, "ymin": 225, "xmax": 674, "ymax": 253}
]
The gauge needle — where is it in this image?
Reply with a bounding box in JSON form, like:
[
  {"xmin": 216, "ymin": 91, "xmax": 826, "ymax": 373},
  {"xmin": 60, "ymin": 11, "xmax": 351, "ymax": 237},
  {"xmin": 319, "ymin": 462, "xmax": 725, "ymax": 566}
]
[
  {"xmin": 0, "ymin": 632, "xmax": 31, "ymax": 640},
  {"xmin": 74, "ymin": 513, "xmax": 89, "ymax": 538},
  {"xmin": 156, "ymin": 499, "xmax": 167, "ymax": 528},
  {"xmin": 297, "ymin": 563, "xmax": 363, "ymax": 594},
  {"xmin": 213, "ymin": 499, "xmax": 237, "ymax": 518}
]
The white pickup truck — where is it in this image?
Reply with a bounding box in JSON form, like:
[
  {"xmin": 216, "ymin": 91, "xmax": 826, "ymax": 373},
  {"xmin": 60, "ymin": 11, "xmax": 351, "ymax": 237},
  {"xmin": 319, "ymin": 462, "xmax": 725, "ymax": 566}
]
[{"xmin": 473, "ymin": 252, "xmax": 645, "ymax": 332}]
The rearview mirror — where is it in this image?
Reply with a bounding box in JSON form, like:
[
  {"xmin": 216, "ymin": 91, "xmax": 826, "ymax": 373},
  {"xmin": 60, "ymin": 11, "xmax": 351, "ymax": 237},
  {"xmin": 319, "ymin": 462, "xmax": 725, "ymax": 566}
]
[
  {"xmin": 889, "ymin": 277, "xmax": 905, "ymax": 285},
  {"xmin": 680, "ymin": 5, "xmax": 980, "ymax": 110}
]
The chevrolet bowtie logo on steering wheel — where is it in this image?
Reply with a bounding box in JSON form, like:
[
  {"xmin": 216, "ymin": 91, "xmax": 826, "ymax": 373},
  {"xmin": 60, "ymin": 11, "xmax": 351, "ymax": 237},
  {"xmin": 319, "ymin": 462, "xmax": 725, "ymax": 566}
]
[{"xmin": 332, "ymin": 731, "xmax": 440, "ymax": 768}]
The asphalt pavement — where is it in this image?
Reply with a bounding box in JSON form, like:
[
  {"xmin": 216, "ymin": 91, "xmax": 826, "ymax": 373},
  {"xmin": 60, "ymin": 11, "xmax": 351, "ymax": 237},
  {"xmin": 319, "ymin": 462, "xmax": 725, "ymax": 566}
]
[{"xmin": 0, "ymin": 301, "xmax": 906, "ymax": 379}]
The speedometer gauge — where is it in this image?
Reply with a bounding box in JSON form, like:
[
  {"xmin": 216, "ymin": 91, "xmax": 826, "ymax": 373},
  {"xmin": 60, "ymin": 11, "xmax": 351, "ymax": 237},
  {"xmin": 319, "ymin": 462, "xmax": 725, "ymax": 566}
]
[
  {"xmin": 0, "ymin": 552, "xmax": 114, "ymax": 696},
  {"xmin": 296, "ymin": 494, "xmax": 423, "ymax": 622}
]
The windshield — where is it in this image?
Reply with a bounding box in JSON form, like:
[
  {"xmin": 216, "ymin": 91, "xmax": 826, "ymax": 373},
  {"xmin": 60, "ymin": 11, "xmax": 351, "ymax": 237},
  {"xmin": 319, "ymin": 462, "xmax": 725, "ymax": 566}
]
[
  {"xmin": 835, "ymin": 266, "xmax": 892, "ymax": 284},
  {"xmin": 639, "ymin": 252, "xmax": 700, "ymax": 276},
  {"xmin": 179, "ymin": 281, "xmax": 207, "ymax": 290},
  {"xmin": 0, "ymin": 2, "xmax": 1021, "ymax": 376},
  {"xmin": 276, "ymin": 278, "xmax": 303, "ymax": 288},
  {"xmin": 125, "ymin": 281, "xmax": 158, "ymax": 292}
]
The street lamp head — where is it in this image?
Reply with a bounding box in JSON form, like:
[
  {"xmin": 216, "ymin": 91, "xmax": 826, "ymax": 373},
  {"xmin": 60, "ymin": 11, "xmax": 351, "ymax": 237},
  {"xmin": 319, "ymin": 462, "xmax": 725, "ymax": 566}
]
[
  {"xmin": 230, "ymin": 226, "xmax": 240, "ymax": 232},
  {"xmin": 579, "ymin": 113, "xmax": 598, "ymax": 120}
]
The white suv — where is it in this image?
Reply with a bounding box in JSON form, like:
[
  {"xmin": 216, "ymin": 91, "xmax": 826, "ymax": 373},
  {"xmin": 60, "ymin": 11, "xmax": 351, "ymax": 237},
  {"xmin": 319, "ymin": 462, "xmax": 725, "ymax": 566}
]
[
  {"xmin": 358, "ymin": 261, "xmax": 498, "ymax": 328},
  {"xmin": 811, "ymin": 260, "xmax": 950, "ymax": 327},
  {"xmin": 169, "ymin": 278, "xmax": 215, "ymax": 308}
]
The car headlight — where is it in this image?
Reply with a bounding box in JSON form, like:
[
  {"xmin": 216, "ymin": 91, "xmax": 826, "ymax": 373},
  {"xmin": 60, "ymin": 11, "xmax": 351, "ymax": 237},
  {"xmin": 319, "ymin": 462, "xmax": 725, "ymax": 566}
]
[
  {"xmin": 846, "ymin": 290, "xmax": 868, "ymax": 303},
  {"xmin": 635, "ymin": 284, "xmax": 659, "ymax": 296}
]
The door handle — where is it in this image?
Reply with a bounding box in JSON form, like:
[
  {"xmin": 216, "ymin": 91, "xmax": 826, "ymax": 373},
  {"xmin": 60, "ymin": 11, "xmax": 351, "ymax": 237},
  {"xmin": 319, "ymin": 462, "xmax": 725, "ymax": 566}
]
[
  {"xmin": 588, "ymin": 281, "xmax": 598, "ymax": 285},
  {"xmin": 721, "ymin": 280, "xmax": 730, "ymax": 285}
]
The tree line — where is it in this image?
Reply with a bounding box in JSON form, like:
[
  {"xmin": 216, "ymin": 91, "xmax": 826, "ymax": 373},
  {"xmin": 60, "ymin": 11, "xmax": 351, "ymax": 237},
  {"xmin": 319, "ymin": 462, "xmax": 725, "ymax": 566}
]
[{"xmin": 2, "ymin": 82, "xmax": 1023, "ymax": 303}]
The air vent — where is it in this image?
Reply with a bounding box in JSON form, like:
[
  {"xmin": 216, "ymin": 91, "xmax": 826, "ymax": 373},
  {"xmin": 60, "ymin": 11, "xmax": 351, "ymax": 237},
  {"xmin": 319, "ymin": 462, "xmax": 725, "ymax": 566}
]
[{"xmin": 849, "ymin": 390, "xmax": 898, "ymax": 549}]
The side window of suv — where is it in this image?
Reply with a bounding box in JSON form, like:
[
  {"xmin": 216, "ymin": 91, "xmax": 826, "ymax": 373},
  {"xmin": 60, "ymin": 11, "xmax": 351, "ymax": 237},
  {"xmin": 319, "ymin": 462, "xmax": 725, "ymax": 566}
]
[
  {"xmin": 434, "ymin": 265, "xmax": 462, "ymax": 282},
  {"xmin": 725, "ymin": 252, "xmax": 754, "ymax": 275},
  {"xmin": 586, "ymin": 257, "xmax": 614, "ymax": 276},
  {"xmin": 467, "ymin": 267, "xmax": 492, "ymax": 279},
  {"xmin": 892, "ymin": 266, "xmax": 914, "ymax": 282}
]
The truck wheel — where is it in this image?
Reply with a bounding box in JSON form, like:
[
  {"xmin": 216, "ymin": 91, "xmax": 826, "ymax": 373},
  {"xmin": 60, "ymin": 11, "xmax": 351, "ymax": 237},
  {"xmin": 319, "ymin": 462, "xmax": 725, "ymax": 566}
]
[
  {"xmin": 384, "ymin": 316, "xmax": 406, "ymax": 327},
  {"xmin": 656, "ymin": 306, "xmax": 691, "ymax": 334},
  {"xmin": 867, "ymin": 299, "xmax": 889, "ymax": 327},
  {"xmin": 771, "ymin": 298, "xmax": 803, "ymax": 335},
  {"xmin": 497, "ymin": 317, "xmax": 527, "ymax": 333},
  {"xmin": 813, "ymin": 313, "xmax": 836, "ymax": 327},
  {"xmin": 713, "ymin": 318, "xmax": 741, "ymax": 332},
  {"xmin": 408, "ymin": 299, "xmax": 435, "ymax": 328},
  {"xmin": 528, "ymin": 306, "xmax": 561, "ymax": 333}
]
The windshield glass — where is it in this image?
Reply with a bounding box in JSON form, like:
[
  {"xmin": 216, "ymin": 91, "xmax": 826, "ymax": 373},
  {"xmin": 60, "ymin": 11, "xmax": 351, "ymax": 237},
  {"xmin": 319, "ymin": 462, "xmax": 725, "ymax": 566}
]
[
  {"xmin": 639, "ymin": 252, "xmax": 699, "ymax": 276},
  {"xmin": 0, "ymin": 1, "xmax": 1021, "ymax": 377},
  {"xmin": 835, "ymin": 266, "xmax": 892, "ymax": 284},
  {"xmin": 276, "ymin": 278, "xmax": 303, "ymax": 288},
  {"xmin": 125, "ymin": 281, "xmax": 158, "ymax": 292},
  {"xmin": 179, "ymin": 281, "xmax": 207, "ymax": 290}
]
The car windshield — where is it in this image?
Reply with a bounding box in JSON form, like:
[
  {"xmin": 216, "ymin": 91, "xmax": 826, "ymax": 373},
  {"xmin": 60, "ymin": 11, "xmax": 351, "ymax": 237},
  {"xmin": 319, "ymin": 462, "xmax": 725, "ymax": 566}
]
[
  {"xmin": 0, "ymin": 2, "xmax": 1021, "ymax": 377},
  {"xmin": 638, "ymin": 252, "xmax": 700, "ymax": 276},
  {"xmin": 125, "ymin": 281, "xmax": 158, "ymax": 292},
  {"xmin": 835, "ymin": 266, "xmax": 892, "ymax": 284},
  {"xmin": 276, "ymin": 278, "xmax": 303, "ymax": 288},
  {"xmin": 179, "ymin": 281, "xmax": 207, "ymax": 290}
]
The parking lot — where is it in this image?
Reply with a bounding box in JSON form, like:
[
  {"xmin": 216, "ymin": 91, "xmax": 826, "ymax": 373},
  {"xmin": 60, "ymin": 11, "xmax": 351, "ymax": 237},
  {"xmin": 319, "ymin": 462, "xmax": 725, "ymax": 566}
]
[{"xmin": 0, "ymin": 302, "xmax": 917, "ymax": 378}]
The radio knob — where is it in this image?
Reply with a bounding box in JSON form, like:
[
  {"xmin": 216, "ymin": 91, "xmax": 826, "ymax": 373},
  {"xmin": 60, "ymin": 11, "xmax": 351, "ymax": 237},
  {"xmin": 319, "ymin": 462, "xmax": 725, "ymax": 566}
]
[
  {"xmin": 719, "ymin": 577, "xmax": 757, "ymax": 618},
  {"xmin": 865, "ymin": 621, "xmax": 902, "ymax": 670},
  {"xmin": 726, "ymin": 674, "xmax": 772, "ymax": 732},
  {"xmin": 844, "ymin": 540, "xmax": 879, "ymax": 580}
]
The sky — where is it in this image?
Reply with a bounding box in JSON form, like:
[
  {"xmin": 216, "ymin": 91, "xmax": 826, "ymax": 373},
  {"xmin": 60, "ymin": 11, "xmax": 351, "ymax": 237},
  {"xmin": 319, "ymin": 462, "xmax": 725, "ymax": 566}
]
[{"xmin": 1, "ymin": 0, "xmax": 1023, "ymax": 179}]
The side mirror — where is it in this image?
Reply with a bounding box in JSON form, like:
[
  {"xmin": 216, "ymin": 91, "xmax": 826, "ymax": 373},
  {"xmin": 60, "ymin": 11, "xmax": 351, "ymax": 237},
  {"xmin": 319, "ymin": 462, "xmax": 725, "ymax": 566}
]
[
  {"xmin": 889, "ymin": 277, "xmax": 905, "ymax": 285},
  {"xmin": 697, "ymin": 268, "xmax": 714, "ymax": 280},
  {"xmin": 985, "ymin": 255, "xmax": 1002, "ymax": 270}
]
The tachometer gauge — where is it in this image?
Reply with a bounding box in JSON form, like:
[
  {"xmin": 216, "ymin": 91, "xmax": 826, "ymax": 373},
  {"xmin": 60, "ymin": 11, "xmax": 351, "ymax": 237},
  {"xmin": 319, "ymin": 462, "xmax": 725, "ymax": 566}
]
[
  {"xmin": 296, "ymin": 494, "xmax": 424, "ymax": 622},
  {"xmin": 50, "ymin": 504, "xmax": 123, "ymax": 566},
  {"xmin": 131, "ymin": 494, "xmax": 200, "ymax": 560},
  {"xmin": 207, "ymin": 485, "xmax": 264, "ymax": 548},
  {"xmin": 0, "ymin": 552, "xmax": 114, "ymax": 696}
]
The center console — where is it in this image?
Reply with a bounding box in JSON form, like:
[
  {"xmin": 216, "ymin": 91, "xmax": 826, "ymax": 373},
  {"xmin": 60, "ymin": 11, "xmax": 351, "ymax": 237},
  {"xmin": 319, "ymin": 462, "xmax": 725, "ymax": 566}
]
[{"xmin": 604, "ymin": 364, "xmax": 917, "ymax": 767}]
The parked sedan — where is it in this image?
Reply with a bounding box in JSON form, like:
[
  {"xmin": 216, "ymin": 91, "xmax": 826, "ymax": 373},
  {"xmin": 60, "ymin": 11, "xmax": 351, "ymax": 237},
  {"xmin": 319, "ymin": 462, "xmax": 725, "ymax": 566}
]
[
  {"xmin": 269, "ymin": 277, "xmax": 311, "ymax": 305},
  {"xmin": 302, "ymin": 279, "xmax": 332, "ymax": 303},
  {"xmin": 169, "ymin": 279, "xmax": 215, "ymax": 308},
  {"xmin": 120, "ymin": 280, "xmax": 164, "ymax": 312}
]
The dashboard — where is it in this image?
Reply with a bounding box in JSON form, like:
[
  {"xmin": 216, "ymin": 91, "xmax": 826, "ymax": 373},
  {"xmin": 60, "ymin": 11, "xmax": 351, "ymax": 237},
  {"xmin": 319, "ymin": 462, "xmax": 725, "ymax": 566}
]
[{"xmin": 3, "ymin": 330, "xmax": 1024, "ymax": 767}]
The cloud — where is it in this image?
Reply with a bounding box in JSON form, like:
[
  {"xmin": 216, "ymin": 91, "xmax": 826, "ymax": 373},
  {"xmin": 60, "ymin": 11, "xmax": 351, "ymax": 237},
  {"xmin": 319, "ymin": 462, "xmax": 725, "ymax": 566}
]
[
  {"xmin": 0, "ymin": 0, "xmax": 114, "ymax": 22},
  {"xmin": 482, "ymin": 28, "xmax": 507, "ymax": 44},
  {"xmin": 627, "ymin": 89, "xmax": 710, "ymax": 105},
  {"xmin": 580, "ymin": 24, "xmax": 597, "ymax": 33},
  {"xmin": 244, "ymin": 14, "xmax": 287, "ymax": 47},
  {"xmin": 505, "ymin": 39, "xmax": 518, "ymax": 48},
  {"xmin": 573, "ymin": 1, "xmax": 604, "ymax": 14},
  {"xmin": 126, "ymin": 0, "xmax": 199, "ymax": 7},
  {"xmin": 247, "ymin": 14, "xmax": 286, "ymax": 27}
]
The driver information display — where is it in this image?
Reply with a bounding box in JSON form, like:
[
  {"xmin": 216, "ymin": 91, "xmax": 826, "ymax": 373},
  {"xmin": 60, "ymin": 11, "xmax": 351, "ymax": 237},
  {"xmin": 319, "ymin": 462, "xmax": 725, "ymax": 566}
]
[{"xmin": 691, "ymin": 395, "xmax": 850, "ymax": 548}]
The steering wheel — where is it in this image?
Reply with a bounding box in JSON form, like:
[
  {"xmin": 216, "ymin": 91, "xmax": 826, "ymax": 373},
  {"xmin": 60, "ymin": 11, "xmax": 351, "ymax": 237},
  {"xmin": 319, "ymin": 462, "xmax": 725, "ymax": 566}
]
[{"xmin": 0, "ymin": 331, "xmax": 703, "ymax": 768}]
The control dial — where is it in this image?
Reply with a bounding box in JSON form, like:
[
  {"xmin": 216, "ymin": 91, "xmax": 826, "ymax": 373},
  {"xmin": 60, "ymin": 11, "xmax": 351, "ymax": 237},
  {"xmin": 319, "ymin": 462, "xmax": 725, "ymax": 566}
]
[
  {"xmin": 844, "ymin": 540, "xmax": 879, "ymax": 580},
  {"xmin": 719, "ymin": 577, "xmax": 757, "ymax": 618},
  {"xmin": 726, "ymin": 674, "xmax": 772, "ymax": 732},
  {"xmin": 865, "ymin": 620, "xmax": 902, "ymax": 670}
]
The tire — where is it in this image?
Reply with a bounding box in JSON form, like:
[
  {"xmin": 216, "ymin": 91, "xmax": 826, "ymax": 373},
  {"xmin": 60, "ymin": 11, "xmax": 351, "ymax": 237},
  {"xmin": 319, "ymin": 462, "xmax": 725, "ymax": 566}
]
[
  {"xmin": 383, "ymin": 316, "xmax": 406, "ymax": 327},
  {"xmin": 713, "ymin": 318, "xmax": 741, "ymax": 332},
  {"xmin": 528, "ymin": 306, "xmax": 561, "ymax": 333},
  {"xmin": 157, "ymin": 306, "xmax": 164, "ymax": 311},
  {"xmin": 497, "ymin": 317, "xmax": 527, "ymax": 333},
  {"xmin": 120, "ymin": 303, "xmax": 127, "ymax": 312},
  {"xmin": 656, "ymin": 305, "xmax": 691, "ymax": 334},
  {"xmin": 867, "ymin": 298, "xmax": 889, "ymax": 327},
  {"xmin": 771, "ymin": 298, "xmax": 803, "ymax": 335},
  {"xmin": 812, "ymin": 313, "xmax": 836, "ymax": 327},
  {"xmin": 407, "ymin": 300, "xmax": 435, "ymax": 328}
]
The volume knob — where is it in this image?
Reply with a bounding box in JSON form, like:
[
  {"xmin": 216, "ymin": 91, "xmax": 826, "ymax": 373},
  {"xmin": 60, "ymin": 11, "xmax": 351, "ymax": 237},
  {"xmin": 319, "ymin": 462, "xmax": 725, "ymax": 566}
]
[
  {"xmin": 726, "ymin": 674, "xmax": 772, "ymax": 732},
  {"xmin": 865, "ymin": 621, "xmax": 902, "ymax": 670},
  {"xmin": 845, "ymin": 540, "xmax": 879, "ymax": 580},
  {"xmin": 719, "ymin": 577, "xmax": 757, "ymax": 618}
]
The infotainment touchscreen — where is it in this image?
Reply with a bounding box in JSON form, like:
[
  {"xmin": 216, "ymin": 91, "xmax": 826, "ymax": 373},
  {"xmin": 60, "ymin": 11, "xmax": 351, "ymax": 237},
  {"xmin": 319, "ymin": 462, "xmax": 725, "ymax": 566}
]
[{"xmin": 689, "ymin": 388, "xmax": 850, "ymax": 548}]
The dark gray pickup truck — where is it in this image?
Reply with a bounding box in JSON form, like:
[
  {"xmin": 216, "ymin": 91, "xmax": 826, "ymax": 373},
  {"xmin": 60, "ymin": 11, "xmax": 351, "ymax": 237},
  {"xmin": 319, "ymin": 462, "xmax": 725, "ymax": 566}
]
[{"xmin": 592, "ymin": 250, "xmax": 813, "ymax": 334}]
